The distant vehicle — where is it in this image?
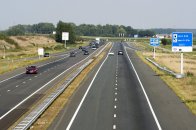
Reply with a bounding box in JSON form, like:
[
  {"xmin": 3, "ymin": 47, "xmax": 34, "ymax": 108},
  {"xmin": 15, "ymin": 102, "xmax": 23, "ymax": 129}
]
[
  {"xmin": 84, "ymin": 50, "xmax": 89, "ymax": 55},
  {"xmin": 92, "ymin": 45, "xmax": 97, "ymax": 50},
  {"xmin": 44, "ymin": 52, "xmax": 50, "ymax": 57},
  {"xmin": 79, "ymin": 46, "xmax": 82, "ymax": 49},
  {"xmin": 118, "ymin": 50, "xmax": 123, "ymax": 55},
  {"xmin": 82, "ymin": 47, "xmax": 87, "ymax": 51},
  {"xmin": 108, "ymin": 52, "xmax": 114, "ymax": 56},
  {"xmin": 26, "ymin": 66, "xmax": 38, "ymax": 74},
  {"xmin": 70, "ymin": 52, "xmax": 76, "ymax": 57}
]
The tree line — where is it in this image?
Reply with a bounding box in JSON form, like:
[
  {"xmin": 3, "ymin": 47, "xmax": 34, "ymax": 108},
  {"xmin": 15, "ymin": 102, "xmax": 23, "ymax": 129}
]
[{"xmin": 1, "ymin": 21, "xmax": 156, "ymax": 43}]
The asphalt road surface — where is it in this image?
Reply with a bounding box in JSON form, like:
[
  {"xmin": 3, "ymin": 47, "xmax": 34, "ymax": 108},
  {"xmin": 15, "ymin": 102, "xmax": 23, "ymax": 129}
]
[
  {"xmin": 49, "ymin": 42, "xmax": 196, "ymax": 130},
  {"xmin": 0, "ymin": 44, "xmax": 103, "ymax": 129}
]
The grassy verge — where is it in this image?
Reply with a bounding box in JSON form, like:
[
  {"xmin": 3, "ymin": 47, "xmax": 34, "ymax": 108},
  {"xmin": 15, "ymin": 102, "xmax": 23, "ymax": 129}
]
[
  {"xmin": 0, "ymin": 57, "xmax": 49, "ymax": 74},
  {"xmin": 136, "ymin": 50, "xmax": 196, "ymax": 115},
  {"xmin": 0, "ymin": 42, "xmax": 88, "ymax": 74}
]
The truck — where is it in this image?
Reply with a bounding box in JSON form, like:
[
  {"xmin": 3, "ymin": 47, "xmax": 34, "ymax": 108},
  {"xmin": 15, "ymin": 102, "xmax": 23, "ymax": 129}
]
[{"xmin": 95, "ymin": 37, "xmax": 100, "ymax": 44}]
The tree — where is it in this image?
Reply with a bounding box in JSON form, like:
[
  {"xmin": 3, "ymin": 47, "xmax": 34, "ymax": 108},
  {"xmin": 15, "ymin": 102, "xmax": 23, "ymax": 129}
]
[
  {"xmin": 161, "ymin": 38, "xmax": 171, "ymax": 45},
  {"xmin": 117, "ymin": 26, "xmax": 127, "ymax": 37},
  {"xmin": 55, "ymin": 21, "xmax": 76, "ymax": 43},
  {"xmin": 125, "ymin": 26, "xmax": 137, "ymax": 37},
  {"xmin": 32, "ymin": 23, "xmax": 55, "ymax": 34},
  {"xmin": 6, "ymin": 25, "xmax": 25, "ymax": 36},
  {"xmin": 138, "ymin": 30, "xmax": 155, "ymax": 37}
]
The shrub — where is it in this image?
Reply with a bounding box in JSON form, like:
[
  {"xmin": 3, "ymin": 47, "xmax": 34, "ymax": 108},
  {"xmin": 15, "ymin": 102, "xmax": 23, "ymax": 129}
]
[{"xmin": 187, "ymin": 71, "xmax": 194, "ymax": 77}]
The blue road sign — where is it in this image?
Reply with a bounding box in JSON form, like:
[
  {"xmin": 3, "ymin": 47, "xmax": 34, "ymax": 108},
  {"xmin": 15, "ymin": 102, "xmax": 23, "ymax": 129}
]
[
  {"xmin": 150, "ymin": 38, "xmax": 160, "ymax": 47},
  {"xmin": 172, "ymin": 32, "xmax": 193, "ymax": 52}
]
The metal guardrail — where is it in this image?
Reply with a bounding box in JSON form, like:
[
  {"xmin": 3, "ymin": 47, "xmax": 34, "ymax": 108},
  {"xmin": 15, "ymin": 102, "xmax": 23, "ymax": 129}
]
[
  {"xmin": 13, "ymin": 59, "xmax": 93, "ymax": 130},
  {"xmin": 13, "ymin": 43, "xmax": 109, "ymax": 130},
  {"xmin": 146, "ymin": 58, "xmax": 185, "ymax": 78},
  {"xmin": 123, "ymin": 45, "xmax": 184, "ymax": 79}
]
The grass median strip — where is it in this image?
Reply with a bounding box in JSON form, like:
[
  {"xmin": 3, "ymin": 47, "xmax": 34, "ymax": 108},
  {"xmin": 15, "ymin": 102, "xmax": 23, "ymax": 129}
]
[{"xmin": 28, "ymin": 45, "xmax": 110, "ymax": 130}]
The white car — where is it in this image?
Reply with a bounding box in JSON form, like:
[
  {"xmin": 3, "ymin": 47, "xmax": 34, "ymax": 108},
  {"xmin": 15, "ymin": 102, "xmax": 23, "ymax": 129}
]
[
  {"xmin": 108, "ymin": 52, "xmax": 114, "ymax": 56},
  {"xmin": 92, "ymin": 46, "xmax": 97, "ymax": 50}
]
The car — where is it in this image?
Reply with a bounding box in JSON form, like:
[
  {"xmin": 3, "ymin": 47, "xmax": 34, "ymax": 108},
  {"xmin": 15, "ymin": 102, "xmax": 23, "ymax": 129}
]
[
  {"xmin": 79, "ymin": 46, "xmax": 82, "ymax": 49},
  {"xmin": 108, "ymin": 52, "xmax": 114, "ymax": 56},
  {"xmin": 118, "ymin": 50, "xmax": 123, "ymax": 55},
  {"xmin": 92, "ymin": 45, "xmax": 97, "ymax": 50},
  {"xmin": 44, "ymin": 52, "xmax": 50, "ymax": 57},
  {"xmin": 84, "ymin": 50, "xmax": 89, "ymax": 55},
  {"xmin": 70, "ymin": 52, "xmax": 76, "ymax": 57},
  {"xmin": 82, "ymin": 47, "xmax": 87, "ymax": 51},
  {"xmin": 26, "ymin": 66, "xmax": 38, "ymax": 74}
]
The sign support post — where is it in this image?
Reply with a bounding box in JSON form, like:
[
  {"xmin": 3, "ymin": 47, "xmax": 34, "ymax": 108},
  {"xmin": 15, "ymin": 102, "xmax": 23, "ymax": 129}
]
[
  {"xmin": 153, "ymin": 46, "xmax": 156, "ymax": 59},
  {"xmin": 150, "ymin": 38, "xmax": 160, "ymax": 59},
  {"xmin": 64, "ymin": 40, "xmax": 66, "ymax": 48},
  {"xmin": 172, "ymin": 32, "xmax": 193, "ymax": 78},
  {"xmin": 180, "ymin": 52, "xmax": 183, "ymax": 74}
]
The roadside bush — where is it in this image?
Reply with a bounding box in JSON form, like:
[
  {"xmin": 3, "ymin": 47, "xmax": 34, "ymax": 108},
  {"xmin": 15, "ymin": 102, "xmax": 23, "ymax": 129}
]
[
  {"xmin": 161, "ymin": 38, "xmax": 171, "ymax": 45},
  {"xmin": 53, "ymin": 44, "xmax": 64, "ymax": 50},
  {"xmin": 187, "ymin": 71, "xmax": 194, "ymax": 77}
]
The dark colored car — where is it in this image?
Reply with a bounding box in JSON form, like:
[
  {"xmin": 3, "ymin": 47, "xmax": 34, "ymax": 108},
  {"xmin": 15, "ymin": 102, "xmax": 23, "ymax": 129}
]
[
  {"xmin": 70, "ymin": 52, "xmax": 76, "ymax": 57},
  {"xmin": 44, "ymin": 52, "xmax": 50, "ymax": 57},
  {"xmin": 84, "ymin": 50, "xmax": 89, "ymax": 55},
  {"xmin": 118, "ymin": 50, "xmax": 123, "ymax": 55},
  {"xmin": 26, "ymin": 66, "xmax": 38, "ymax": 74},
  {"xmin": 82, "ymin": 47, "xmax": 87, "ymax": 51}
]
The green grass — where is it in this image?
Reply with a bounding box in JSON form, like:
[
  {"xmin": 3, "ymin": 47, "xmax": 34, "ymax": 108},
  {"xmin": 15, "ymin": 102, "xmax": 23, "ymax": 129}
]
[
  {"xmin": 0, "ymin": 58, "xmax": 49, "ymax": 74},
  {"xmin": 0, "ymin": 42, "xmax": 88, "ymax": 74}
]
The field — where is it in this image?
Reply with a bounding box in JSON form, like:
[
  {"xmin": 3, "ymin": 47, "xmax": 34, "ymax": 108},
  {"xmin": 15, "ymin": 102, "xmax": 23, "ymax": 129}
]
[{"xmin": 0, "ymin": 35, "xmax": 88, "ymax": 74}]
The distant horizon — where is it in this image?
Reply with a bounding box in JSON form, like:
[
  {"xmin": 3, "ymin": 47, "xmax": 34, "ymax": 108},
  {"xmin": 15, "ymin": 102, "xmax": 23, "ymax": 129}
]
[{"xmin": 1, "ymin": 22, "xmax": 196, "ymax": 31}]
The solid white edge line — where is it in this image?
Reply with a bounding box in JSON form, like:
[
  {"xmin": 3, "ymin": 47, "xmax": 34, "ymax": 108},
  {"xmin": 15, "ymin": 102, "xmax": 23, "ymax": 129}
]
[
  {"xmin": 0, "ymin": 44, "xmax": 107, "ymax": 120},
  {"xmin": 66, "ymin": 43, "xmax": 113, "ymax": 130},
  {"xmin": 124, "ymin": 46, "xmax": 162, "ymax": 130}
]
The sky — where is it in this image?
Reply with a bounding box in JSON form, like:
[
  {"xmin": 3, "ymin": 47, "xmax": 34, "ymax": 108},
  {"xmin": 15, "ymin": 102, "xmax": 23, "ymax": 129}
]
[{"xmin": 0, "ymin": 0, "xmax": 196, "ymax": 30}]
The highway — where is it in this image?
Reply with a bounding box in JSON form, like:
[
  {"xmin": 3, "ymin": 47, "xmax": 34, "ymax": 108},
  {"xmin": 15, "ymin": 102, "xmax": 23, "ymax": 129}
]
[
  {"xmin": 0, "ymin": 44, "xmax": 104, "ymax": 129},
  {"xmin": 49, "ymin": 42, "xmax": 196, "ymax": 130}
]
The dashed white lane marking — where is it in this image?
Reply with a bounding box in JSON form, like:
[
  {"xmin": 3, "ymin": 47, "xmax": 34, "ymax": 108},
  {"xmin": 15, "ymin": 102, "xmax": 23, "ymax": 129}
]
[
  {"xmin": 66, "ymin": 43, "xmax": 112, "ymax": 130},
  {"xmin": 115, "ymin": 92, "xmax": 117, "ymax": 95},
  {"xmin": 7, "ymin": 90, "xmax": 10, "ymax": 92},
  {"xmin": 29, "ymin": 78, "xmax": 32, "ymax": 81},
  {"xmin": 16, "ymin": 85, "xmax": 19, "ymax": 88},
  {"xmin": 113, "ymin": 125, "xmax": 116, "ymax": 129},
  {"xmin": 34, "ymin": 76, "xmax": 37, "ymax": 77},
  {"xmin": 115, "ymin": 98, "xmax": 117, "ymax": 101},
  {"xmin": 116, "ymin": 79, "xmax": 118, "ymax": 83},
  {"xmin": 114, "ymin": 105, "xmax": 117, "ymax": 109},
  {"xmin": 114, "ymin": 114, "xmax": 117, "ymax": 118},
  {"xmin": 23, "ymin": 81, "xmax": 26, "ymax": 84},
  {"xmin": 115, "ymin": 84, "xmax": 117, "ymax": 86},
  {"xmin": 115, "ymin": 88, "xmax": 117, "ymax": 90}
]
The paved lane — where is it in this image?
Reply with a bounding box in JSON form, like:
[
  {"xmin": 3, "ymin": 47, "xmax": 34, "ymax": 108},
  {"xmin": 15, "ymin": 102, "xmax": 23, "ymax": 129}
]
[
  {"xmin": 49, "ymin": 43, "xmax": 158, "ymax": 130},
  {"xmin": 49, "ymin": 42, "xmax": 196, "ymax": 130},
  {"xmin": 0, "ymin": 44, "xmax": 104, "ymax": 129}
]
